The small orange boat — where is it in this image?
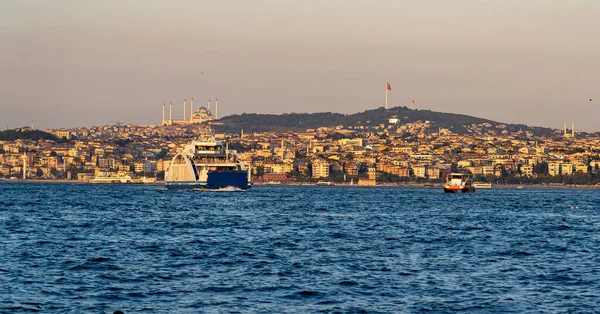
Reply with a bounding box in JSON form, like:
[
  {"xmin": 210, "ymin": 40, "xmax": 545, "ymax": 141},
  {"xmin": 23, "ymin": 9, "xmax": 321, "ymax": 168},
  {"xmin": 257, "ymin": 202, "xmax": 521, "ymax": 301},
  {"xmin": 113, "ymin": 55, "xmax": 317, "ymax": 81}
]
[{"xmin": 443, "ymin": 173, "xmax": 475, "ymax": 193}]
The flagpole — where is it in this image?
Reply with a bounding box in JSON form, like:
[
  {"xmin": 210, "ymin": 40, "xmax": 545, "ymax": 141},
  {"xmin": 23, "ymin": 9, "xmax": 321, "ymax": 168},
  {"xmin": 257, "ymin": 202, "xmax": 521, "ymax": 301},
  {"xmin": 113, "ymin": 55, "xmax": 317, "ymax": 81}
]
[{"xmin": 385, "ymin": 82, "xmax": 388, "ymax": 110}]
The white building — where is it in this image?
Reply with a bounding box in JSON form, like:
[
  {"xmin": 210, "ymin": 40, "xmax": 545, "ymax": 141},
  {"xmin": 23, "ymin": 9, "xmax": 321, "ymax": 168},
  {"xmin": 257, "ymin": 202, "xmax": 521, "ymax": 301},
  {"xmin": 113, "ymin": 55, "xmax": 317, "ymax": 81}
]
[
  {"xmin": 412, "ymin": 165, "xmax": 427, "ymax": 178},
  {"xmin": 311, "ymin": 159, "xmax": 330, "ymax": 179},
  {"xmin": 548, "ymin": 162, "xmax": 561, "ymax": 176}
]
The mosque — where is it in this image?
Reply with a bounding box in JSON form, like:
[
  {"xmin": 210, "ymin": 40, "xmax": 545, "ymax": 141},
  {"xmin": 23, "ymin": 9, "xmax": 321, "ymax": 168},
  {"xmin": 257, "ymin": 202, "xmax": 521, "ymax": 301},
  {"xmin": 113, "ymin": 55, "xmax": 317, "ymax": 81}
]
[{"xmin": 161, "ymin": 98, "xmax": 219, "ymax": 125}]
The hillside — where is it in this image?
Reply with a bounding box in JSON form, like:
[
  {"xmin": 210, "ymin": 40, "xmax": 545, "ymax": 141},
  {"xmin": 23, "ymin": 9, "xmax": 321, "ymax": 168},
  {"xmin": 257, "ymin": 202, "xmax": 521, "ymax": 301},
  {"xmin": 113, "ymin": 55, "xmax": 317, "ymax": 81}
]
[
  {"xmin": 0, "ymin": 129, "xmax": 58, "ymax": 141},
  {"xmin": 212, "ymin": 106, "xmax": 556, "ymax": 136}
]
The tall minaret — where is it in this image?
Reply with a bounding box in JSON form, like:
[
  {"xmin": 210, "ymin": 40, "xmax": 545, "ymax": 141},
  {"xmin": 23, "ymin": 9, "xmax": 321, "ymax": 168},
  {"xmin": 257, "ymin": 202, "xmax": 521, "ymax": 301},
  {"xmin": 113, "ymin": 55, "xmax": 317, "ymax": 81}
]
[
  {"xmin": 190, "ymin": 97, "xmax": 194, "ymax": 122},
  {"xmin": 215, "ymin": 98, "xmax": 219, "ymax": 119},
  {"xmin": 208, "ymin": 99, "xmax": 211, "ymax": 114},
  {"xmin": 162, "ymin": 103, "xmax": 165, "ymax": 125},
  {"xmin": 572, "ymin": 121, "xmax": 575, "ymax": 137},
  {"xmin": 169, "ymin": 102, "xmax": 173, "ymax": 124},
  {"xmin": 241, "ymin": 129, "xmax": 244, "ymax": 139},
  {"xmin": 564, "ymin": 122, "xmax": 567, "ymax": 136},
  {"xmin": 31, "ymin": 121, "xmax": 34, "ymax": 130},
  {"xmin": 22, "ymin": 153, "xmax": 27, "ymax": 180},
  {"xmin": 184, "ymin": 99, "xmax": 187, "ymax": 122}
]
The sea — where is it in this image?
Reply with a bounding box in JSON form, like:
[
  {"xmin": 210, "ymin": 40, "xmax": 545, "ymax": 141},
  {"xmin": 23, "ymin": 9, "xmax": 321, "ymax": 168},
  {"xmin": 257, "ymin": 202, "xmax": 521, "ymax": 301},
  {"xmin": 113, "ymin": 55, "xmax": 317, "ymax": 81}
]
[{"xmin": 1, "ymin": 183, "xmax": 599, "ymax": 313}]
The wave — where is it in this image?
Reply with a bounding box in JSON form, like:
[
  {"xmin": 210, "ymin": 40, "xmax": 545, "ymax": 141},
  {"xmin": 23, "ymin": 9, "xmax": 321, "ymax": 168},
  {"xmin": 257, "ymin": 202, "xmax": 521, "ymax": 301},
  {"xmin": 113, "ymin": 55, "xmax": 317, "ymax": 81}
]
[{"xmin": 210, "ymin": 186, "xmax": 245, "ymax": 192}]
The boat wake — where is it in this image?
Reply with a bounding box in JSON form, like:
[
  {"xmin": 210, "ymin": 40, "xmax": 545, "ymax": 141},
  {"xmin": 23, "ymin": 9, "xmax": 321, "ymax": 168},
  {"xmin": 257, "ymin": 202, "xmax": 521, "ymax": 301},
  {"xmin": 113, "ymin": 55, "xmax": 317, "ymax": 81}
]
[{"xmin": 211, "ymin": 186, "xmax": 245, "ymax": 192}]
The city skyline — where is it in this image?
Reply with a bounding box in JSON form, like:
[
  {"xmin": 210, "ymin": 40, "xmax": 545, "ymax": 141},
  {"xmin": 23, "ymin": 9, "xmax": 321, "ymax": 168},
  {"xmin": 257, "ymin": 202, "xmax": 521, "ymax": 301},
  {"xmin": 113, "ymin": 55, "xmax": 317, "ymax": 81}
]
[{"xmin": 1, "ymin": 1, "xmax": 599, "ymax": 130}]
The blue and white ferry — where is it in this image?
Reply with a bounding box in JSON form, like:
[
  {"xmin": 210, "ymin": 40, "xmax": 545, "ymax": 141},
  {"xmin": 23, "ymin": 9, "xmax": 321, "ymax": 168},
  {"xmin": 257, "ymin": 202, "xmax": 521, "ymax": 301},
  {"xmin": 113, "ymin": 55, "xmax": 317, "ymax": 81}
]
[{"xmin": 165, "ymin": 139, "xmax": 251, "ymax": 190}]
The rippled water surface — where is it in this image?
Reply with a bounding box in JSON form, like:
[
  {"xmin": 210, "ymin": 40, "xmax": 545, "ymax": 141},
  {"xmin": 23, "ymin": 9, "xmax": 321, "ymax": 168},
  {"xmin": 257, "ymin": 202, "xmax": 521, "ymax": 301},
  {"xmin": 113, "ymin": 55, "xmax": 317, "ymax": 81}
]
[{"xmin": 1, "ymin": 183, "xmax": 600, "ymax": 313}]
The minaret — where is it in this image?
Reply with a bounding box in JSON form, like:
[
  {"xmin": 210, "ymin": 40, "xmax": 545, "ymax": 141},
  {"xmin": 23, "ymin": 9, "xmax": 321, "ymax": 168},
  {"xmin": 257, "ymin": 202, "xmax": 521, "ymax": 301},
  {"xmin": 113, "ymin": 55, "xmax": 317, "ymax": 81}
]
[
  {"xmin": 208, "ymin": 99, "xmax": 211, "ymax": 114},
  {"xmin": 215, "ymin": 98, "xmax": 219, "ymax": 119},
  {"xmin": 241, "ymin": 129, "xmax": 244, "ymax": 139},
  {"xmin": 190, "ymin": 97, "xmax": 193, "ymax": 122},
  {"xmin": 169, "ymin": 102, "xmax": 173, "ymax": 124},
  {"xmin": 31, "ymin": 121, "xmax": 34, "ymax": 130},
  {"xmin": 22, "ymin": 153, "xmax": 27, "ymax": 180},
  {"xmin": 162, "ymin": 103, "xmax": 165, "ymax": 125},
  {"xmin": 184, "ymin": 99, "xmax": 187, "ymax": 122},
  {"xmin": 564, "ymin": 122, "xmax": 567, "ymax": 136},
  {"xmin": 572, "ymin": 121, "xmax": 575, "ymax": 137}
]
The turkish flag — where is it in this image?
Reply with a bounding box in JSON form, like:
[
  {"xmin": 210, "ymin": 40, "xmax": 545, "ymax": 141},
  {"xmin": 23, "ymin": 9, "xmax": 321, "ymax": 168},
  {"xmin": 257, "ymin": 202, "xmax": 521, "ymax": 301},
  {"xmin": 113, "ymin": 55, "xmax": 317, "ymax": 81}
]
[{"xmin": 386, "ymin": 82, "xmax": 391, "ymax": 91}]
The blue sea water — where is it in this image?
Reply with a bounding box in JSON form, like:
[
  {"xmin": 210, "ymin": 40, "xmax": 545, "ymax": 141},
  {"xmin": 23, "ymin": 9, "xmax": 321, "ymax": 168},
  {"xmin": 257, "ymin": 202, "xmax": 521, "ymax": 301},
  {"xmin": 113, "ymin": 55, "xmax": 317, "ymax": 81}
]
[{"xmin": 1, "ymin": 183, "xmax": 599, "ymax": 313}]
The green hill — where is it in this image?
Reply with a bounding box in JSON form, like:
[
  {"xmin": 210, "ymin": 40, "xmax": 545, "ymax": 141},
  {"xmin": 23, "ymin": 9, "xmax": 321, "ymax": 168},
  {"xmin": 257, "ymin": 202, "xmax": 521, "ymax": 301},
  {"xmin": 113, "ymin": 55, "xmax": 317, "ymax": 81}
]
[
  {"xmin": 0, "ymin": 129, "xmax": 58, "ymax": 141},
  {"xmin": 212, "ymin": 106, "xmax": 555, "ymax": 136}
]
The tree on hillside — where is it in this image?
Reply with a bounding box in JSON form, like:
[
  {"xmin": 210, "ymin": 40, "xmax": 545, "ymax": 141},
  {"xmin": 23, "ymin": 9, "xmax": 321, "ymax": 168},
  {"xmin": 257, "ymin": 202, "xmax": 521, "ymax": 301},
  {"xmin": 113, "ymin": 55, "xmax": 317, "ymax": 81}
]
[
  {"xmin": 255, "ymin": 166, "xmax": 264, "ymax": 177},
  {"xmin": 0, "ymin": 130, "xmax": 58, "ymax": 141},
  {"xmin": 533, "ymin": 162, "xmax": 549, "ymax": 175},
  {"xmin": 485, "ymin": 174, "xmax": 497, "ymax": 183}
]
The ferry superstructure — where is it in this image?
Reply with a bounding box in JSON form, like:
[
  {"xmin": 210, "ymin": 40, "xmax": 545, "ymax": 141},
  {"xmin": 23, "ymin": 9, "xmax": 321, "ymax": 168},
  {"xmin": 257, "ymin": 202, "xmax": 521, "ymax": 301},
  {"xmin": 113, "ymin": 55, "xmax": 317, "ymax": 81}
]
[{"xmin": 165, "ymin": 139, "xmax": 251, "ymax": 190}]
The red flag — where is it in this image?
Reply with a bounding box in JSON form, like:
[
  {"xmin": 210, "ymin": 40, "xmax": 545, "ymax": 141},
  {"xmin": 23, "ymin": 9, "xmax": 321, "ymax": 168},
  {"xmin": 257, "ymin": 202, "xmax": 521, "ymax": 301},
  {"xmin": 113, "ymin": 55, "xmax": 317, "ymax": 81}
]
[
  {"xmin": 412, "ymin": 100, "xmax": 415, "ymax": 103},
  {"xmin": 386, "ymin": 82, "xmax": 392, "ymax": 91}
]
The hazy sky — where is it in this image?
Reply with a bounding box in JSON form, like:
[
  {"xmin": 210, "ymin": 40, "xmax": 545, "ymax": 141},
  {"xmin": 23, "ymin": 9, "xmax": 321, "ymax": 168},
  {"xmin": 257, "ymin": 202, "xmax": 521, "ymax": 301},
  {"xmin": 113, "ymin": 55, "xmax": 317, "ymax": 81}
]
[{"xmin": 1, "ymin": 0, "xmax": 599, "ymax": 131}]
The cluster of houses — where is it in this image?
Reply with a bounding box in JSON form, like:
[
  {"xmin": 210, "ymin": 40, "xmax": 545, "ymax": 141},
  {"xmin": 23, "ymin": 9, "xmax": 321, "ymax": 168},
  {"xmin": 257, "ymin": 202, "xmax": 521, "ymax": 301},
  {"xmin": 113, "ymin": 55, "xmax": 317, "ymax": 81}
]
[{"xmin": 1, "ymin": 119, "xmax": 599, "ymax": 185}]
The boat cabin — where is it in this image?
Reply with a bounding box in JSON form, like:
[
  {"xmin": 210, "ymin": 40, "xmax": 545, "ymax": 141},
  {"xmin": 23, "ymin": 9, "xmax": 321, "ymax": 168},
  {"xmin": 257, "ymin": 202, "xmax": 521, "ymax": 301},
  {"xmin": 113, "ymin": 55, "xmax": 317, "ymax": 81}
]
[{"xmin": 445, "ymin": 173, "xmax": 473, "ymax": 186}]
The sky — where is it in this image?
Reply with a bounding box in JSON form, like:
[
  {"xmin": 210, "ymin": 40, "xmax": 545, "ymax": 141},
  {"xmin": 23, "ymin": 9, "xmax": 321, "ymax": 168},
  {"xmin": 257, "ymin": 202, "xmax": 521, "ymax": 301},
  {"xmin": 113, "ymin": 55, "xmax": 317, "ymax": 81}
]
[{"xmin": 1, "ymin": 0, "xmax": 599, "ymax": 131}]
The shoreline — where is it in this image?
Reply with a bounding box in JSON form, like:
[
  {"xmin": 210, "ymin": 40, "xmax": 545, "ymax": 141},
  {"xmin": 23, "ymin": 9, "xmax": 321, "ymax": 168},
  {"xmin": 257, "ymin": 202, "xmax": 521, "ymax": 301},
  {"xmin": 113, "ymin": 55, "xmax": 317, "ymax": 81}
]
[
  {"xmin": 0, "ymin": 179, "xmax": 163, "ymax": 185},
  {"xmin": 3, "ymin": 179, "xmax": 600, "ymax": 189},
  {"xmin": 254, "ymin": 182, "xmax": 600, "ymax": 189}
]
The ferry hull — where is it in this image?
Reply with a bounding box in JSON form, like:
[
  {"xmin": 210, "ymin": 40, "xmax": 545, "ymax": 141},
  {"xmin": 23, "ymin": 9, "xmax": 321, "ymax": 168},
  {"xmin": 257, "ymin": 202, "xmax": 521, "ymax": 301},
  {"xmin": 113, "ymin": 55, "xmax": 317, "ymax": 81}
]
[
  {"xmin": 443, "ymin": 185, "xmax": 475, "ymax": 193},
  {"xmin": 166, "ymin": 171, "xmax": 251, "ymax": 190},
  {"xmin": 207, "ymin": 171, "xmax": 250, "ymax": 189}
]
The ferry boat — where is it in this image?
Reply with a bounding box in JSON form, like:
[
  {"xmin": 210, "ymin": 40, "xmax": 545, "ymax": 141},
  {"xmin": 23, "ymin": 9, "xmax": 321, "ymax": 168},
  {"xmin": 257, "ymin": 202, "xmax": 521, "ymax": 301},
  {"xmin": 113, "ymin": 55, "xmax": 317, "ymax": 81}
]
[
  {"xmin": 472, "ymin": 182, "xmax": 492, "ymax": 189},
  {"xmin": 316, "ymin": 181, "xmax": 334, "ymax": 186},
  {"xmin": 443, "ymin": 173, "xmax": 475, "ymax": 193},
  {"xmin": 131, "ymin": 177, "xmax": 157, "ymax": 184},
  {"xmin": 165, "ymin": 139, "xmax": 251, "ymax": 190},
  {"xmin": 91, "ymin": 175, "xmax": 133, "ymax": 184}
]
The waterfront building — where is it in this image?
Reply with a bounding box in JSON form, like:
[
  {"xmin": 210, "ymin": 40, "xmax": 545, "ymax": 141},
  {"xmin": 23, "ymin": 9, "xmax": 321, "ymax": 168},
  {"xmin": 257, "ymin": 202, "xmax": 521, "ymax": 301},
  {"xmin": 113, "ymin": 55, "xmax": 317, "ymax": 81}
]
[
  {"xmin": 412, "ymin": 165, "xmax": 427, "ymax": 178},
  {"xmin": 520, "ymin": 165, "xmax": 534, "ymax": 176},
  {"xmin": 311, "ymin": 159, "xmax": 330, "ymax": 179},
  {"xmin": 560, "ymin": 163, "xmax": 574, "ymax": 175},
  {"xmin": 575, "ymin": 164, "xmax": 588, "ymax": 173},
  {"xmin": 427, "ymin": 167, "xmax": 442, "ymax": 179},
  {"xmin": 548, "ymin": 162, "xmax": 561, "ymax": 176}
]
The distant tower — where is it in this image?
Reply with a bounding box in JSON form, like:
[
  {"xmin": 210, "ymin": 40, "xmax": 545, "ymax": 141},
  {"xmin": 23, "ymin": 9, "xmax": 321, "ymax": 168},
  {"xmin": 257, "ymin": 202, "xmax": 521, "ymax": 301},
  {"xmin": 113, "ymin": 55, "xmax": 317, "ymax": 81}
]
[
  {"xmin": 162, "ymin": 103, "xmax": 165, "ymax": 125},
  {"xmin": 564, "ymin": 122, "xmax": 567, "ymax": 137},
  {"xmin": 241, "ymin": 129, "xmax": 244, "ymax": 139},
  {"xmin": 208, "ymin": 99, "xmax": 211, "ymax": 114},
  {"xmin": 31, "ymin": 121, "xmax": 34, "ymax": 130},
  {"xmin": 215, "ymin": 98, "xmax": 219, "ymax": 119},
  {"xmin": 190, "ymin": 97, "xmax": 194, "ymax": 122},
  {"xmin": 169, "ymin": 102, "xmax": 173, "ymax": 124},
  {"xmin": 184, "ymin": 99, "xmax": 187, "ymax": 122},
  {"xmin": 572, "ymin": 121, "xmax": 575, "ymax": 137}
]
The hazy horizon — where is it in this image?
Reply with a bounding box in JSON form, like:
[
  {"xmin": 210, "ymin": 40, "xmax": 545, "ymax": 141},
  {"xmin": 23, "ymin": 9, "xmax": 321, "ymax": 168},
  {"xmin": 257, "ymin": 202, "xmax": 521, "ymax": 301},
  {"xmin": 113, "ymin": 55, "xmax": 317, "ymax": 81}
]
[{"xmin": 1, "ymin": 1, "xmax": 598, "ymax": 131}]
